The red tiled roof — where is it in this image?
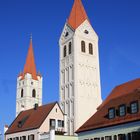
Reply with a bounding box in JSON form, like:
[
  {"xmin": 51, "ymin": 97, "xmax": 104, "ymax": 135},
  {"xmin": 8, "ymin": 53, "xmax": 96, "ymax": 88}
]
[
  {"xmin": 19, "ymin": 38, "xmax": 38, "ymax": 80},
  {"xmin": 76, "ymin": 78, "xmax": 140, "ymax": 133},
  {"xmin": 67, "ymin": 0, "xmax": 88, "ymax": 30},
  {"xmin": 98, "ymin": 78, "xmax": 140, "ymax": 109},
  {"xmin": 5, "ymin": 102, "xmax": 57, "ymax": 134}
]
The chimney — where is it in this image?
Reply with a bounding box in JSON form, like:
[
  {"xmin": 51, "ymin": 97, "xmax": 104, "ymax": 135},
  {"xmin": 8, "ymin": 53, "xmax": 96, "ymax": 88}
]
[
  {"xmin": 4, "ymin": 125, "xmax": 8, "ymax": 133},
  {"xmin": 34, "ymin": 103, "xmax": 38, "ymax": 110}
]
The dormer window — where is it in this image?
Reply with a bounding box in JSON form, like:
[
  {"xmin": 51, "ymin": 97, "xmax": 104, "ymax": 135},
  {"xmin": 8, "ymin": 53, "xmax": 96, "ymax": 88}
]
[
  {"xmin": 130, "ymin": 101, "xmax": 138, "ymax": 114},
  {"xmin": 108, "ymin": 108, "xmax": 115, "ymax": 119},
  {"xmin": 18, "ymin": 115, "xmax": 29, "ymax": 128},
  {"xmin": 119, "ymin": 105, "xmax": 126, "ymax": 117}
]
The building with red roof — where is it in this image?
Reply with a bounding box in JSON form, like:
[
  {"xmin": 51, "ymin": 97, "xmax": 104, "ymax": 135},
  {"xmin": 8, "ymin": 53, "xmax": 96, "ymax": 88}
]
[
  {"xmin": 5, "ymin": 102, "xmax": 66, "ymax": 140},
  {"xmin": 76, "ymin": 79, "xmax": 140, "ymax": 140}
]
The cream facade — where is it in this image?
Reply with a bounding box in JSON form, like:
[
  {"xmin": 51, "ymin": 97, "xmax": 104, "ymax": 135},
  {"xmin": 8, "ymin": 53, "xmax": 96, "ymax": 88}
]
[
  {"xmin": 40, "ymin": 130, "xmax": 78, "ymax": 140},
  {"xmin": 59, "ymin": 19, "xmax": 102, "ymax": 135},
  {"xmin": 78, "ymin": 121, "xmax": 140, "ymax": 140}
]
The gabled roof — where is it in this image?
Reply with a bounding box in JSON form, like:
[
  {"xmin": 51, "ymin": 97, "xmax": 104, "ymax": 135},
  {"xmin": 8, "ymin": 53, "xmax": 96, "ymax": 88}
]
[
  {"xmin": 5, "ymin": 102, "xmax": 57, "ymax": 134},
  {"xmin": 76, "ymin": 78, "xmax": 140, "ymax": 133},
  {"xmin": 19, "ymin": 38, "xmax": 39, "ymax": 80},
  {"xmin": 67, "ymin": 0, "xmax": 88, "ymax": 30}
]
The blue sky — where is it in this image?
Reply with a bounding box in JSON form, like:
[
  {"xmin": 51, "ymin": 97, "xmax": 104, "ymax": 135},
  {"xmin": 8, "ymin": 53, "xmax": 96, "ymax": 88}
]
[{"xmin": 0, "ymin": 0, "xmax": 140, "ymax": 134}]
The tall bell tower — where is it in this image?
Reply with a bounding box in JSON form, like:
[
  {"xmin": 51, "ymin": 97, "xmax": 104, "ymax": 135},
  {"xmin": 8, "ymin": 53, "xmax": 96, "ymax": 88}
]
[
  {"xmin": 59, "ymin": 0, "xmax": 102, "ymax": 135},
  {"xmin": 16, "ymin": 37, "xmax": 43, "ymax": 116}
]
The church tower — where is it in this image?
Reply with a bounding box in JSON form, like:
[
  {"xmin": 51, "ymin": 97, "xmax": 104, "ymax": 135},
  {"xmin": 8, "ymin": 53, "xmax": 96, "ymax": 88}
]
[
  {"xmin": 16, "ymin": 37, "xmax": 43, "ymax": 116},
  {"xmin": 59, "ymin": 0, "xmax": 102, "ymax": 135}
]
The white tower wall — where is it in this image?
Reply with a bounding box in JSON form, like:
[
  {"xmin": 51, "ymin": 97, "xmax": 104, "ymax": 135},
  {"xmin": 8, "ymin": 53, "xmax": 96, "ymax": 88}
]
[
  {"xmin": 16, "ymin": 73, "xmax": 42, "ymax": 116},
  {"xmin": 59, "ymin": 20, "xmax": 102, "ymax": 135}
]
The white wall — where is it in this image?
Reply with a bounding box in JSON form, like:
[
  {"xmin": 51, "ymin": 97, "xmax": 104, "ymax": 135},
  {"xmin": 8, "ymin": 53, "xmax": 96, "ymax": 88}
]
[
  {"xmin": 16, "ymin": 73, "xmax": 43, "ymax": 116},
  {"xmin": 59, "ymin": 20, "xmax": 102, "ymax": 135},
  {"xmin": 78, "ymin": 121, "xmax": 140, "ymax": 140}
]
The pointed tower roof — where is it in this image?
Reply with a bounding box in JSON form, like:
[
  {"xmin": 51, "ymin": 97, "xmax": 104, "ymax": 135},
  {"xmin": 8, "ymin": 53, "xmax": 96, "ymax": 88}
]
[
  {"xmin": 67, "ymin": 0, "xmax": 88, "ymax": 30},
  {"xmin": 21, "ymin": 37, "xmax": 38, "ymax": 80}
]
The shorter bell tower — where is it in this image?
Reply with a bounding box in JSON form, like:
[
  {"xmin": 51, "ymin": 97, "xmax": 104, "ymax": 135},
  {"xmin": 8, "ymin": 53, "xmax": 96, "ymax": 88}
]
[{"xmin": 16, "ymin": 37, "xmax": 43, "ymax": 116}]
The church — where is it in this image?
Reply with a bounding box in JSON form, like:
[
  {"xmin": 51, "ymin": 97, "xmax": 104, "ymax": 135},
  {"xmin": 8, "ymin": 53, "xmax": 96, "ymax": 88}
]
[{"xmin": 4, "ymin": 0, "xmax": 140, "ymax": 140}]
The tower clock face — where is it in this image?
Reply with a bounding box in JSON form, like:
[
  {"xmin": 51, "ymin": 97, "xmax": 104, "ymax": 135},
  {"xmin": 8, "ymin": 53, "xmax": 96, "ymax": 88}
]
[
  {"xmin": 63, "ymin": 26, "xmax": 71, "ymax": 39},
  {"xmin": 64, "ymin": 31, "xmax": 69, "ymax": 38},
  {"xmin": 60, "ymin": 24, "xmax": 74, "ymax": 44}
]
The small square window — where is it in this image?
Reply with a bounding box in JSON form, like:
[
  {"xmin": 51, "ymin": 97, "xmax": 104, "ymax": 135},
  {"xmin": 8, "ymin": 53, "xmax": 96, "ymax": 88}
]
[
  {"xmin": 119, "ymin": 105, "xmax": 126, "ymax": 116},
  {"xmin": 131, "ymin": 101, "xmax": 138, "ymax": 114},
  {"xmin": 108, "ymin": 108, "xmax": 115, "ymax": 119}
]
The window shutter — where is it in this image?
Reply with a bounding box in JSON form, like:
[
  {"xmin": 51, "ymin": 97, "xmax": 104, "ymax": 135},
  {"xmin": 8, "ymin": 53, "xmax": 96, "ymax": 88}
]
[{"xmin": 62, "ymin": 121, "xmax": 64, "ymax": 127}]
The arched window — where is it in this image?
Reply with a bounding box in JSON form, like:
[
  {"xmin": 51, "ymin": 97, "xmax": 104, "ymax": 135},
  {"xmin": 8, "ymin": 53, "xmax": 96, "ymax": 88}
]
[
  {"xmin": 89, "ymin": 43, "xmax": 93, "ymax": 55},
  {"xmin": 32, "ymin": 89, "xmax": 36, "ymax": 98},
  {"xmin": 69, "ymin": 42, "xmax": 72, "ymax": 54},
  {"xmin": 21, "ymin": 89, "xmax": 24, "ymax": 98},
  {"xmin": 63, "ymin": 45, "xmax": 66, "ymax": 57},
  {"xmin": 81, "ymin": 41, "xmax": 85, "ymax": 52}
]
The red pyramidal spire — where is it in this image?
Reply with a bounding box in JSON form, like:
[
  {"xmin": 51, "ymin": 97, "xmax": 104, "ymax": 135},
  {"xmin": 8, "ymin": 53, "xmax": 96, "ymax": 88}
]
[
  {"xmin": 20, "ymin": 36, "xmax": 38, "ymax": 80},
  {"xmin": 67, "ymin": 0, "xmax": 88, "ymax": 30}
]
